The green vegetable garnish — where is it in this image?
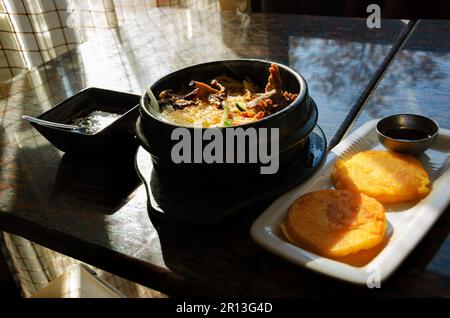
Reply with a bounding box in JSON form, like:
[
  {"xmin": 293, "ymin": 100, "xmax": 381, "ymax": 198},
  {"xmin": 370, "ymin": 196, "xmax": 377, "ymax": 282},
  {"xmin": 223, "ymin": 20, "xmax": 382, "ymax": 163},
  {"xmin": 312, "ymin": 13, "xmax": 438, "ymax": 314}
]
[
  {"xmin": 235, "ymin": 101, "xmax": 246, "ymax": 111},
  {"xmin": 223, "ymin": 120, "xmax": 232, "ymax": 127},
  {"xmin": 221, "ymin": 106, "xmax": 231, "ymax": 127}
]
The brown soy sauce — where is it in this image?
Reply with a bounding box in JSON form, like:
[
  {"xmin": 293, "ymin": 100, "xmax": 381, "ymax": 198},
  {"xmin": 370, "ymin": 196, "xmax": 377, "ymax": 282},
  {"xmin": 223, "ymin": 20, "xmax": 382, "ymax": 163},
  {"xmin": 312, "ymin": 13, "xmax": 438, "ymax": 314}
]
[{"xmin": 384, "ymin": 127, "xmax": 430, "ymax": 140}]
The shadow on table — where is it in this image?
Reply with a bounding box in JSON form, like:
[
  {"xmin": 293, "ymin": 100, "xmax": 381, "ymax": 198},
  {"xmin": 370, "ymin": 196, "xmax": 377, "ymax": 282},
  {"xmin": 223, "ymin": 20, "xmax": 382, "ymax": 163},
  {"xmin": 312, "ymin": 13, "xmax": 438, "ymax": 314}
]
[
  {"xmin": 3, "ymin": 129, "xmax": 141, "ymax": 243},
  {"xmin": 1, "ymin": 128, "xmax": 148, "ymax": 297},
  {"xmin": 52, "ymin": 143, "xmax": 141, "ymax": 214},
  {"xmin": 147, "ymin": 205, "xmax": 268, "ymax": 296}
]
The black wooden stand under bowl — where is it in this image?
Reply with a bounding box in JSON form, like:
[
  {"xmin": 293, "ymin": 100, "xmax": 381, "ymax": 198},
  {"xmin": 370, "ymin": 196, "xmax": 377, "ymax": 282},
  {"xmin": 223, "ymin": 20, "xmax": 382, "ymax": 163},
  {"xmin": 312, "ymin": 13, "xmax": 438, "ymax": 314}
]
[{"xmin": 135, "ymin": 123, "xmax": 327, "ymax": 224}]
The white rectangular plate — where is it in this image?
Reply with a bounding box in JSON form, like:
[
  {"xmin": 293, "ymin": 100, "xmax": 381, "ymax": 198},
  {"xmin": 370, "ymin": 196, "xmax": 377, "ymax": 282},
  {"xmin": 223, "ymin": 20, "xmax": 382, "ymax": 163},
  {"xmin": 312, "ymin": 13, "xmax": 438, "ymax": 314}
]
[{"xmin": 250, "ymin": 120, "xmax": 450, "ymax": 285}]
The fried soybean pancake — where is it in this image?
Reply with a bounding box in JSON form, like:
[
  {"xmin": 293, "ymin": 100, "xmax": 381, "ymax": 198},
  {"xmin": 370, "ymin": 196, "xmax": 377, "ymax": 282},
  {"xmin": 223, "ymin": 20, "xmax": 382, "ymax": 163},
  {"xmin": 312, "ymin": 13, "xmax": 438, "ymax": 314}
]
[
  {"xmin": 333, "ymin": 150, "xmax": 430, "ymax": 204},
  {"xmin": 282, "ymin": 190, "xmax": 386, "ymax": 258}
]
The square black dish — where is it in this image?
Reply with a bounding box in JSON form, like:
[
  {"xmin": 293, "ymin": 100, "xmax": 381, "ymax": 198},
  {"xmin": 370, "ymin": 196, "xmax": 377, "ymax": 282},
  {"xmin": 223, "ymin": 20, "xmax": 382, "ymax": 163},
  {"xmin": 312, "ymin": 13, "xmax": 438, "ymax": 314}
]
[{"xmin": 27, "ymin": 87, "xmax": 140, "ymax": 154}]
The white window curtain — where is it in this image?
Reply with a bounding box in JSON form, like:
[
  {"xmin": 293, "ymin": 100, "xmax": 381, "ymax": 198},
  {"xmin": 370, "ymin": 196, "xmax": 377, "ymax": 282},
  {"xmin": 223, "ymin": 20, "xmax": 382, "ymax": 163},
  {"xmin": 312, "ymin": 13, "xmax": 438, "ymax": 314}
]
[{"xmin": 0, "ymin": 0, "xmax": 221, "ymax": 83}]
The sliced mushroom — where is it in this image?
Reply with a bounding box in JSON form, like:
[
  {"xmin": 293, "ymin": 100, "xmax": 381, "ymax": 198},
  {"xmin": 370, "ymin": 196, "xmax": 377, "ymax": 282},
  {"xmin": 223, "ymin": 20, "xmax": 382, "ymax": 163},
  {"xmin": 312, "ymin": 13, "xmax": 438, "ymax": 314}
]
[{"xmin": 246, "ymin": 89, "xmax": 276, "ymax": 108}]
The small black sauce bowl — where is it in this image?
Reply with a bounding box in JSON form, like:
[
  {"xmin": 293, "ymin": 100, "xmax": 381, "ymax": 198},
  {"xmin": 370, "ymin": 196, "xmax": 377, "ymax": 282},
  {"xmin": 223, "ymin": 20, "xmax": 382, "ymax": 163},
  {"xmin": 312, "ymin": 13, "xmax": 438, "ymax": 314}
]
[
  {"xmin": 376, "ymin": 114, "xmax": 439, "ymax": 155},
  {"xmin": 27, "ymin": 87, "xmax": 140, "ymax": 154}
]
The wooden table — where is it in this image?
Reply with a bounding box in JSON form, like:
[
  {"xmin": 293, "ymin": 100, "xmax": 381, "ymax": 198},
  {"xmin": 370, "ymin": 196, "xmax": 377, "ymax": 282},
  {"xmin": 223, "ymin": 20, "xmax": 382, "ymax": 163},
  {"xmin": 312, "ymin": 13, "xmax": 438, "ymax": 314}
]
[{"xmin": 0, "ymin": 9, "xmax": 448, "ymax": 297}]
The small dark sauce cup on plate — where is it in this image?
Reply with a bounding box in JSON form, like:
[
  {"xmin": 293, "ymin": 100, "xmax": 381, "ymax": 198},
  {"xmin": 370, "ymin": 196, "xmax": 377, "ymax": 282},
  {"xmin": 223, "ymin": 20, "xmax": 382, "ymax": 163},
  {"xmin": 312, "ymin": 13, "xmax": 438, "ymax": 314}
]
[{"xmin": 376, "ymin": 114, "xmax": 439, "ymax": 155}]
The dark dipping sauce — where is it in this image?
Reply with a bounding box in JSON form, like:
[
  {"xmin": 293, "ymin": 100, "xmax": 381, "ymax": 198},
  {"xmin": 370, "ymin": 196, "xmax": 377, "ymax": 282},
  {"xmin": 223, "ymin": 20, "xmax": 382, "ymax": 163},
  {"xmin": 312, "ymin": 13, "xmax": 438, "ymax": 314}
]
[{"xmin": 383, "ymin": 127, "xmax": 431, "ymax": 141}]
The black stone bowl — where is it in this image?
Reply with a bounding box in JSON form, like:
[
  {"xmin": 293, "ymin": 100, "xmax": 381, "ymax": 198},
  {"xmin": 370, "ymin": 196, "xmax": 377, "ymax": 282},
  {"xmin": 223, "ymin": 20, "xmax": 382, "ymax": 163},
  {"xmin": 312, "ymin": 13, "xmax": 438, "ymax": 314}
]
[{"xmin": 138, "ymin": 59, "xmax": 318, "ymax": 180}]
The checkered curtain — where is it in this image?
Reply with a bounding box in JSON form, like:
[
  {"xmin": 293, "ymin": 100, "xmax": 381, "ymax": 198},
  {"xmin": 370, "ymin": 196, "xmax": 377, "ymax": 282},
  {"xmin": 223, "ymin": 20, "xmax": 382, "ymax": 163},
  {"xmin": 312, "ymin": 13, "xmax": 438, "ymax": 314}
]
[
  {"xmin": 0, "ymin": 0, "xmax": 219, "ymax": 83},
  {"xmin": 2, "ymin": 233, "xmax": 166, "ymax": 297}
]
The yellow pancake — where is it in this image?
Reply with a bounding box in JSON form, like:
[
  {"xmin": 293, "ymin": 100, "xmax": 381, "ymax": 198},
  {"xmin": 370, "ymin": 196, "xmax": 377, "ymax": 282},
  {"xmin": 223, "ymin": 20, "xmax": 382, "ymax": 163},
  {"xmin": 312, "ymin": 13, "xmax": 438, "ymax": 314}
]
[
  {"xmin": 333, "ymin": 150, "xmax": 430, "ymax": 204},
  {"xmin": 282, "ymin": 189, "xmax": 386, "ymax": 257}
]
